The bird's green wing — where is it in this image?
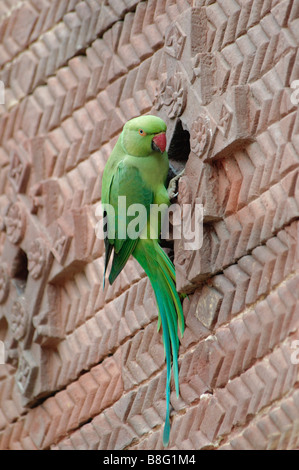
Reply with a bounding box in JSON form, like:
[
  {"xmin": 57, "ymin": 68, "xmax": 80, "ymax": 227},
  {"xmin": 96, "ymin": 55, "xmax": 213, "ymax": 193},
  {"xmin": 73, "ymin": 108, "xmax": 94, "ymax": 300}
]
[{"xmin": 104, "ymin": 160, "xmax": 153, "ymax": 284}]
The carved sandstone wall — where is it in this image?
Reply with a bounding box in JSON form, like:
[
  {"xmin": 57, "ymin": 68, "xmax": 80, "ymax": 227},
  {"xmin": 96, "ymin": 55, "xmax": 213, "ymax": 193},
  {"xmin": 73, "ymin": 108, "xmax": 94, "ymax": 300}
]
[{"xmin": 0, "ymin": 0, "xmax": 299, "ymax": 450}]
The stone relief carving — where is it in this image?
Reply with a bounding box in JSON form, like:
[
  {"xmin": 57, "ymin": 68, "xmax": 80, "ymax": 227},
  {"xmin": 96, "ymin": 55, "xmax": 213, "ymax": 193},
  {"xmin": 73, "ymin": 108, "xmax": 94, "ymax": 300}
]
[
  {"xmin": 154, "ymin": 7, "xmax": 255, "ymax": 296},
  {"xmin": 0, "ymin": 139, "xmax": 92, "ymax": 404},
  {"xmin": 28, "ymin": 238, "xmax": 47, "ymax": 280},
  {"xmin": 5, "ymin": 202, "xmax": 26, "ymax": 244},
  {"xmin": 0, "ymin": 263, "xmax": 9, "ymax": 304}
]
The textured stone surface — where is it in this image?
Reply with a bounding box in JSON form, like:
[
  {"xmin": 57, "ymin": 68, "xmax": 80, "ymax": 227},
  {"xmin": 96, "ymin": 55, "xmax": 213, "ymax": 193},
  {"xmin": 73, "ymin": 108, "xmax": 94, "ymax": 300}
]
[{"xmin": 0, "ymin": 0, "xmax": 298, "ymax": 451}]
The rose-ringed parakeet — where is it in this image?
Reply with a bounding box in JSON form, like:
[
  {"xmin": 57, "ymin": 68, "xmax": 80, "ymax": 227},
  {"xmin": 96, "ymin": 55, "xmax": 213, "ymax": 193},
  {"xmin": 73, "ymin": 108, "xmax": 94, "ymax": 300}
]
[{"xmin": 101, "ymin": 115, "xmax": 184, "ymax": 446}]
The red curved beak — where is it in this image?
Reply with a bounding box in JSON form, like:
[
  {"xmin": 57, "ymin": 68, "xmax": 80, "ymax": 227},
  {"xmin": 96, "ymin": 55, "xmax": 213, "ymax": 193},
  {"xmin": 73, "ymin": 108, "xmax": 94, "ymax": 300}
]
[{"xmin": 152, "ymin": 132, "xmax": 166, "ymax": 153}]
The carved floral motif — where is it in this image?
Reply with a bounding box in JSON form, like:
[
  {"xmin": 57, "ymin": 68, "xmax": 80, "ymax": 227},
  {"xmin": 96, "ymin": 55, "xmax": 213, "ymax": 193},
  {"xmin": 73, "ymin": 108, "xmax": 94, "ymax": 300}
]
[
  {"xmin": 52, "ymin": 224, "xmax": 71, "ymax": 264},
  {"xmin": 17, "ymin": 355, "xmax": 30, "ymax": 394},
  {"xmin": 190, "ymin": 113, "xmax": 212, "ymax": 157},
  {"xmin": 28, "ymin": 239, "xmax": 46, "ymax": 279},
  {"xmin": 9, "ymin": 150, "xmax": 30, "ymax": 193},
  {"xmin": 218, "ymin": 102, "xmax": 233, "ymax": 137},
  {"xmin": 0, "ymin": 264, "xmax": 9, "ymax": 304},
  {"xmin": 10, "ymin": 153, "xmax": 23, "ymax": 181},
  {"xmin": 5, "ymin": 202, "xmax": 26, "ymax": 244},
  {"xmin": 16, "ymin": 351, "xmax": 37, "ymax": 397},
  {"xmin": 154, "ymin": 72, "xmax": 187, "ymax": 119},
  {"xmin": 29, "ymin": 183, "xmax": 43, "ymax": 214},
  {"xmin": 11, "ymin": 300, "xmax": 27, "ymax": 341},
  {"xmin": 165, "ymin": 23, "xmax": 186, "ymax": 60},
  {"xmin": 175, "ymin": 242, "xmax": 193, "ymax": 267}
]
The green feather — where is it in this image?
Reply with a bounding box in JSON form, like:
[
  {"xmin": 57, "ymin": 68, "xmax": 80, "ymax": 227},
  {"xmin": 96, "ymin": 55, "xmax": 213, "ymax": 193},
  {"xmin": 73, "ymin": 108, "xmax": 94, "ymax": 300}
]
[{"xmin": 133, "ymin": 239, "xmax": 183, "ymax": 446}]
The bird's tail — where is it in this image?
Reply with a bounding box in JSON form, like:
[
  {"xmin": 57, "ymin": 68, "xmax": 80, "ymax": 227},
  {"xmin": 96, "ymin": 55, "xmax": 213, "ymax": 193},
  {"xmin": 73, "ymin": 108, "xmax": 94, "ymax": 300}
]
[{"xmin": 133, "ymin": 239, "xmax": 185, "ymax": 446}]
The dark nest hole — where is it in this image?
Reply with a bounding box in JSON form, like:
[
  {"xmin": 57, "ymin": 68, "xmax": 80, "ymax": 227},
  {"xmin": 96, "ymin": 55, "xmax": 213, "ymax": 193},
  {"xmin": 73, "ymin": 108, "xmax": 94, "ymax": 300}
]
[
  {"xmin": 166, "ymin": 119, "xmax": 190, "ymax": 185},
  {"xmin": 161, "ymin": 120, "xmax": 190, "ymax": 254},
  {"xmin": 11, "ymin": 248, "xmax": 28, "ymax": 294}
]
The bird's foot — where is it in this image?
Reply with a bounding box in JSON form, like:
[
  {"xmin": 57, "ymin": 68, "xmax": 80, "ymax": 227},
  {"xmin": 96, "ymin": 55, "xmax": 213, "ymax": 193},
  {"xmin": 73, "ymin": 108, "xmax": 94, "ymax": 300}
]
[{"xmin": 167, "ymin": 168, "xmax": 185, "ymax": 200}]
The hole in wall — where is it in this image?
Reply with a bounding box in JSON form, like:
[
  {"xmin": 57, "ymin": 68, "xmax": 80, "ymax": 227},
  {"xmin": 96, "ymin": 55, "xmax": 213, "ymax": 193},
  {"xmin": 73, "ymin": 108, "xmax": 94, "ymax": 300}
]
[
  {"xmin": 0, "ymin": 317, "xmax": 8, "ymax": 342},
  {"xmin": 161, "ymin": 120, "xmax": 191, "ymax": 253},
  {"xmin": 167, "ymin": 119, "xmax": 190, "ymax": 183},
  {"xmin": 11, "ymin": 249, "xmax": 28, "ymax": 294}
]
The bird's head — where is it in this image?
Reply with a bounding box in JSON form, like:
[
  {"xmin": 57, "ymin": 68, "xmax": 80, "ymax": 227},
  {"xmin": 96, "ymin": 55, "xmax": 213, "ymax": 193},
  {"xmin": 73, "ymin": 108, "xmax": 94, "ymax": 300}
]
[{"xmin": 121, "ymin": 115, "xmax": 167, "ymax": 157}]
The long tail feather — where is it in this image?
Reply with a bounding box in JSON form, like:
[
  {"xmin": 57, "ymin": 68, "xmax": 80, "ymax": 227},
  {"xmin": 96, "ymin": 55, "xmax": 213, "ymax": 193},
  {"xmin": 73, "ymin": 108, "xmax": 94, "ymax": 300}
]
[
  {"xmin": 103, "ymin": 238, "xmax": 113, "ymax": 289},
  {"xmin": 133, "ymin": 239, "xmax": 185, "ymax": 446}
]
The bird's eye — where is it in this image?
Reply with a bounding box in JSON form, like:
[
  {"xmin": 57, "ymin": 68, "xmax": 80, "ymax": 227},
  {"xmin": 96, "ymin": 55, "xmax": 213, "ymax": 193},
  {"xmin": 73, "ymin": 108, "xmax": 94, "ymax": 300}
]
[{"xmin": 139, "ymin": 129, "xmax": 146, "ymax": 136}]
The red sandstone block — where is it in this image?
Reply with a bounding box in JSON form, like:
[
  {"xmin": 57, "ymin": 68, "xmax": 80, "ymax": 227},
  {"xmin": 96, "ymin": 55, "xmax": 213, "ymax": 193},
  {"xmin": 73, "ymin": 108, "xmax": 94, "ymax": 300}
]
[
  {"xmin": 270, "ymin": 347, "xmax": 295, "ymax": 399},
  {"xmin": 214, "ymin": 328, "xmax": 238, "ymax": 387},
  {"xmin": 254, "ymin": 299, "xmax": 274, "ymax": 359},
  {"xmin": 267, "ymin": 293, "xmax": 288, "ymax": 347},
  {"xmin": 226, "ymin": 377, "xmax": 252, "ymax": 427},
  {"xmin": 41, "ymin": 397, "xmax": 64, "ymax": 448},
  {"xmin": 8, "ymin": 419, "xmax": 25, "ymax": 450},
  {"xmin": 257, "ymin": 415, "xmax": 281, "ymax": 449},
  {"xmin": 53, "ymin": 438, "xmax": 73, "ymax": 450},
  {"xmin": 79, "ymin": 422, "xmax": 100, "ymax": 450},
  {"xmin": 213, "ymin": 274, "xmax": 235, "ymax": 326},
  {"xmin": 245, "ymin": 199, "xmax": 266, "ymax": 251},
  {"xmin": 179, "ymin": 344, "xmax": 210, "ymax": 405},
  {"xmin": 69, "ymin": 428, "xmax": 86, "ymax": 450},
  {"xmin": 90, "ymin": 358, "xmax": 123, "ymax": 414},
  {"xmin": 242, "ymin": 310, "xmax": 262, "ymax": 368},
  {"xmin": 0, "ymin": 409, "xmax": 7, "ymax": 431},
  {"xmin": 280, "ymin": 140, "xmax": 299, "ymax": 178},
  {"xmin": 266, "ymin": 237, "xmax": 288, "ymax": 286},
  {"xmin": 255, "ymin": 361, "xmax": 278, "ymax": 406},
  {"xmin": 238, "ymin": 255, "xmax": 263, "ymax": 306},
  {"xmin": 215, "ymin": 389, "xmax": 238, "ymax": 438},
  {"xmin": 52, "ymin": 390, "xmax": 75, "ymax": 438},
  {"xmin": 34, "ymin": 87, "xmax": 55, "ymax": 135},
  {"xmin": 65, "ymin": 382, "xmax": 86, "ymax": 431},
  {"xmin": 200, "ymin": 396, "xmax": 225, "ymax": 442},
  {"xmin": 277, "ymin": 285, "xmax": 298, "ymax": 336},
  {"xmin": 69, "ymin": 57, "xmax": 91, "ymax": 110},
  {"xmin": 56, "ymin": 67, "xmax": 78, "ymax": 121},
  {"xmin": 0, "ymin": 425, "xmax": 12, "ymax": 450},
  {"xmin": 229, "ymin": 318, "xmax": 251, "ymax": 376},
  {"xmin": 224, "ymin": 265, "xmax": 250, "ymax": 315},
  {"xmin": 47, "ymin": 77, "xmax": 66, "ymax": 131},
  {"xmin": 253, "ymin": 246, "xmax": 276, "ymax": 297},
  {"xmin": 242, "ymin": 425, "xmax": 268, "ymax": 450},
  {"xmin": 222, "ymin": 219, "xmax": 242, "ymax": 268},
  {"xmin": 77, "ymin": 373, "xmax": 99, "ymax": 422},
  {"xmin": 28, "ymin": 408, "xmax": 50, "ymax": 449},
  {"xmin": 20, "ymin": 100, "xmax": 43, "ymax": 141},
  {"xmin": 241, "ymin": 366, "xmax": 265, "ymax": 416},
  {"xmin": 193, "ymin": 284, "xmax": 223, "ymax": 330}
]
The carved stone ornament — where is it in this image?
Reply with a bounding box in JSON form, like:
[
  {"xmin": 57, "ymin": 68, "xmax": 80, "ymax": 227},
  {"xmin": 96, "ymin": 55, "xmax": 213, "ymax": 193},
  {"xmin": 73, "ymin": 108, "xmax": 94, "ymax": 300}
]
[
  {"xmin": 5, "ymin": 202, "xmax": 26, "ymax": 244},
  {"xmin": 191, "ymin": 53, "xmax": 202, "ymax": 84},
  {"xmin": 175, "ymin": 240, "xmax": 193, "ymax": 268},
  {"xmin": 177, "ymin": 176, "xmax": 192, "ymax": 206},
  {"xmin": 0, "ymin": 264, "xmax": 9, "ymax": 304},
  {"xmin": 10, "ymin": 300, "xmax": 28, "ymax": 341},
  {"xmin": 29, "ymin": 183, "xmax": 43, "ymax": 214},
  {"xmin": 190, "ymin": 113, "xmax": 212, "ymax": 157},
  {"xmin": 16, "ymin": 351, "xmax": 38, "ymax": 398},
  {"xmin": 154, "ymin": 72, "xmax": 187, "ymax": 119},
  {"xmin": 52, "ymin": 224, "xmax": 71, "ymax": 264},
  {"xmin": 165, "ymin": 23, "xmax": 186, "ymax": 60},
  {"xmin": 9, "ymin": 149, "xmax": 30, "ymax": 193},
  {"xmin": 218, "ymin": 102, "xmax": 233, "ymax": 137},
  {"xmin": 28, "ymin": 238, "xmax": 46, "ymax": 279}
]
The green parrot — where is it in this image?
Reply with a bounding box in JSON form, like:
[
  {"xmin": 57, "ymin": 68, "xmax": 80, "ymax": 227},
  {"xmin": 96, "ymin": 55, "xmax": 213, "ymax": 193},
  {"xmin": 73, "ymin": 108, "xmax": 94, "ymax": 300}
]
[{"xmin": 101, "ymin": 115, "xmax": 184, "ymax": 446}]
